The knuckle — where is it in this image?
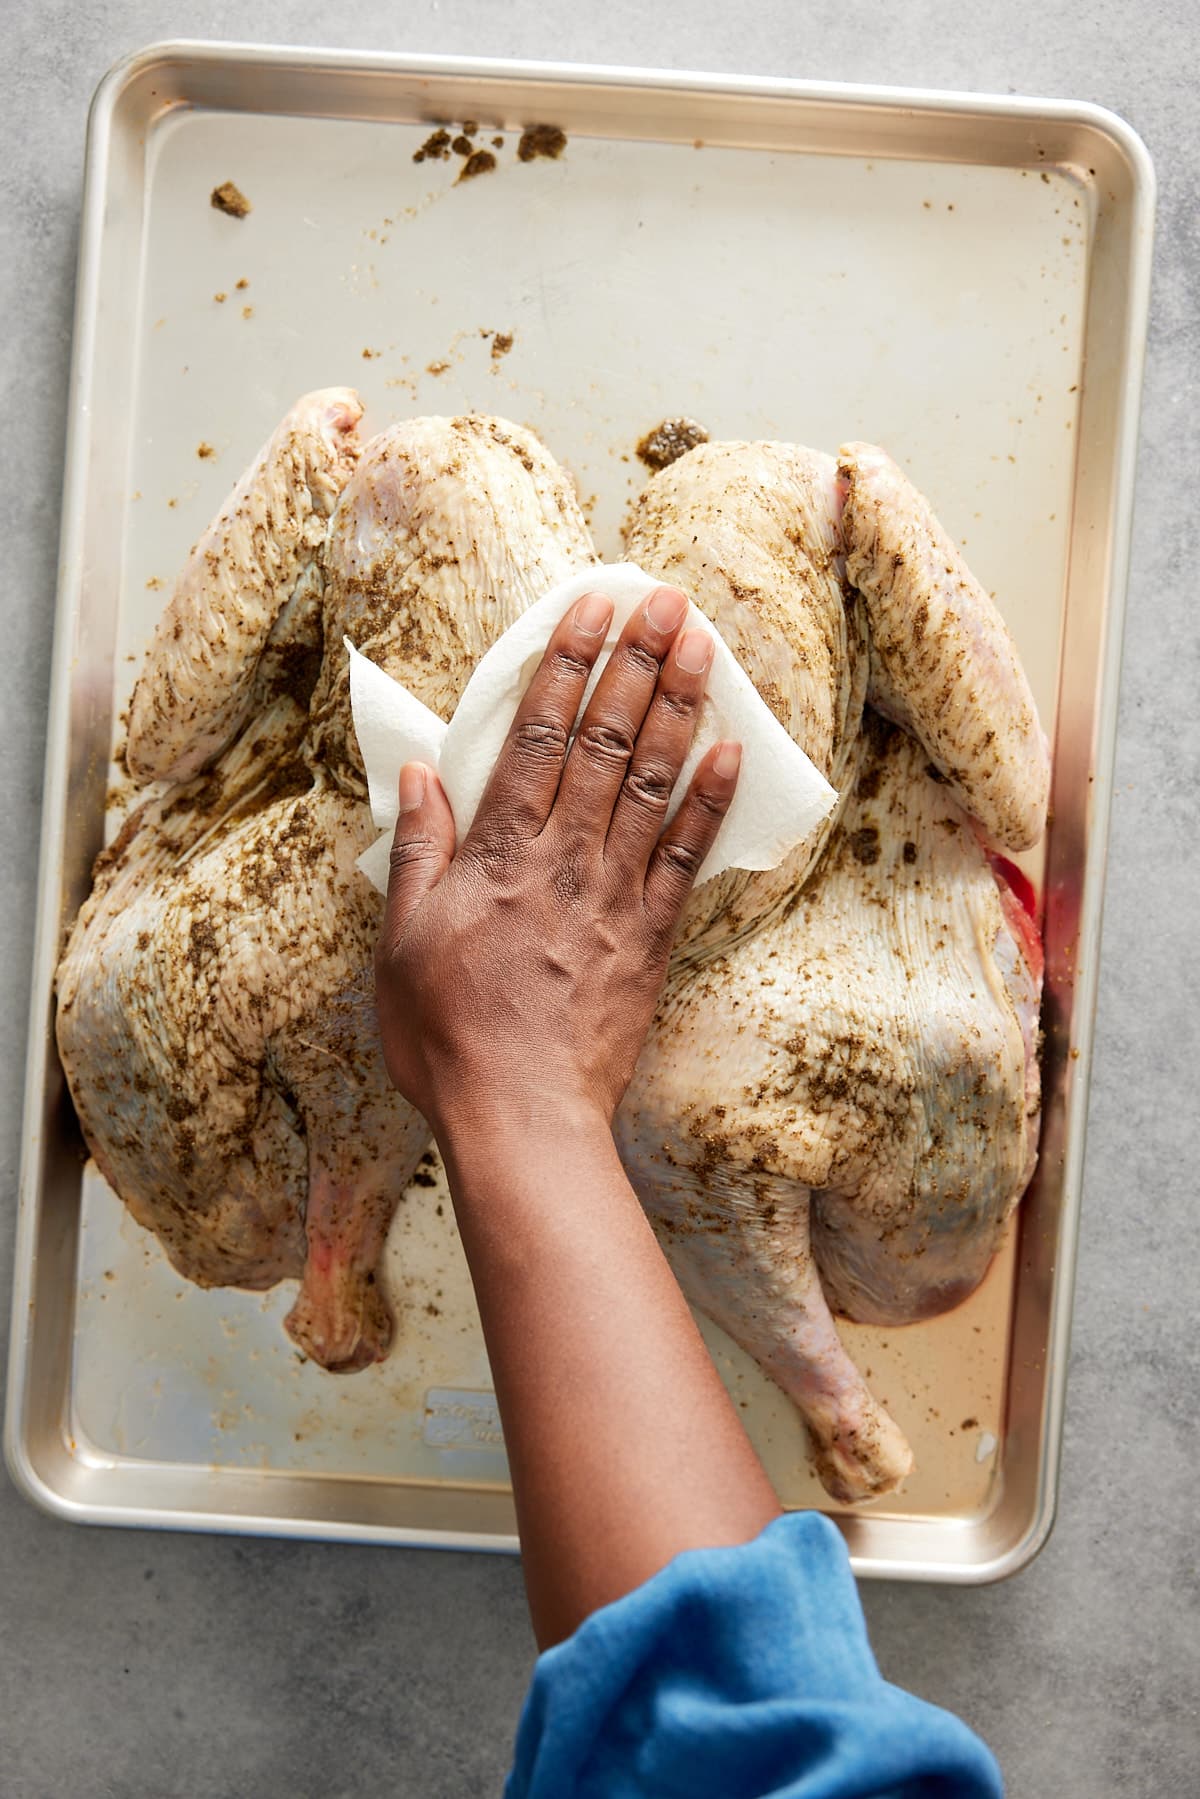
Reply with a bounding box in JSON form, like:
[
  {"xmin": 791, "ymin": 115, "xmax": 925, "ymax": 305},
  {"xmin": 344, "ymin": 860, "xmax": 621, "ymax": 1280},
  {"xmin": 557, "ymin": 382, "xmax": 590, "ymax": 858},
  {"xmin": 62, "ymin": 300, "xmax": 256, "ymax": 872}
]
[
  {"xmin": 655, "ymin": 686, "xmax": 698, "ymax": 723},
  {"xmin": 657, "ymin": 838, "xmax": 703, "ymax": 880},
  {"xmin": 619, "ymin": 640, "xmax": 664, "ymax": 682},
  {"xmin": 549, "ymin": 648, "xmax": 593, "ymax": 685},
  {"xmin": 388, "ymin": 835, "xmax": 435, "ymax": 878},
  {"xmin": 622, "ymin": 764, "xmax": 674, "ymax": 813},
  {"xmin": 691, "ymin": 784, "xmax": 730, "ymax": 820},
  {"xmin": 513, "ymin": 717, "xmax": 570, "ymax": 762},
  {"xmin": 577, "ymin": 718, "xmax": 637, "ymax": 766}
]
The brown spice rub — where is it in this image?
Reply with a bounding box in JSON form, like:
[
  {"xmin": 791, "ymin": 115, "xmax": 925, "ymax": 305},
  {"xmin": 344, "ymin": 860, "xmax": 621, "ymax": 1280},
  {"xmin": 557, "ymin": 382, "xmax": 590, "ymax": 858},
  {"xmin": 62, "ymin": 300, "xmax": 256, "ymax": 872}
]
[
  {"xmin": 266, "ymin": 640, "xmax": 324, "ymax": 712},
  {"xmin": 413, "ymin": 128, "xmax": 452, "ymax": 164},
  {"xmin": 848, "ymin": 825, "xmax": 881, "ymax": 866},
  {"xmin": 457, "ymin": 149, "xmax": 497, "ymax": 183},
  {"xmin": 636, "ymin": 417, "xmax": 710, "ymax": 471},
  {"xmin": 188, "ymin": 916, "xmax": 219, "ymax": 969},
  {"xmin": 211, "ymin": 181, "xmax": 251, "ymax": 219},
  {"xmin": 518, "ymin": 123, "xmax": 567, "ymax": 162}
]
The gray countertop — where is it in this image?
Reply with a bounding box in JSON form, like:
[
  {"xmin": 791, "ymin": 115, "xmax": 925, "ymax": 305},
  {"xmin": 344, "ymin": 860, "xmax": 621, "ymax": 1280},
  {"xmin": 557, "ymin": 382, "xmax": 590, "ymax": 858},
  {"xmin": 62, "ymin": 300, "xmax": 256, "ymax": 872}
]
[{"xmin": 2, "ymin": 4, "xmax": 1196, "ymax": 1795}]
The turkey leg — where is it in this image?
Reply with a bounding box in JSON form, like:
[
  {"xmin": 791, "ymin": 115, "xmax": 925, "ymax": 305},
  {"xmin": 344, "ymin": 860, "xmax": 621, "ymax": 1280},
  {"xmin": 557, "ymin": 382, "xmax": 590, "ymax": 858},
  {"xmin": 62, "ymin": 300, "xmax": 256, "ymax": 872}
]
[
  {"xmin": 614, "ymin": 1071, "xmax": 914, "ymax": 1505},
  {"xmin": 837, "ymin": 440, "xmax": 1049, "ymax": 851},
  {"xmin": 283, "ymin": 1161, "xmax": 399, "ymax": 1373},
  {"xmin": 670, "ymin": 1184, "xmax": 913, "ymax": 1504},
  {"xmin": 271, "ymin": 969, "xmax": 430, "ymax": 1373}
]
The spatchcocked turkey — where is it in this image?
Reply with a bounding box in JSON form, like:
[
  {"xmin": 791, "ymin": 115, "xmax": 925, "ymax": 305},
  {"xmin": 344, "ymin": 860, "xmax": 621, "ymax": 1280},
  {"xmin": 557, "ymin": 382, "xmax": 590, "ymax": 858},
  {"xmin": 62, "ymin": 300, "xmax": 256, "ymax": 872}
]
[{"xmin": 57, "ymin": 393, "xmax": 1048, "ymax": 1499}]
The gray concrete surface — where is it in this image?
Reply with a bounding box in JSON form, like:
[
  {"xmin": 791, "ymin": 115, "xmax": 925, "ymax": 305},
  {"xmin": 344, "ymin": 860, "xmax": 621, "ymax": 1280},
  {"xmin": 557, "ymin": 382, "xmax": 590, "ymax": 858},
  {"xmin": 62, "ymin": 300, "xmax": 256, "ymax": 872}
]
[{"xmin": 2, "ymin": 3, "xmax": 1196, "ymax": 1795}]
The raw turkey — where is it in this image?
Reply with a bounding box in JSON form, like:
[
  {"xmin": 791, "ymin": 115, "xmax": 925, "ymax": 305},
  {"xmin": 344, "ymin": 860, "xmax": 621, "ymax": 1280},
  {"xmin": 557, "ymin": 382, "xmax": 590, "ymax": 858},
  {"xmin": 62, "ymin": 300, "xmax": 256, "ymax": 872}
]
[
  {"xmin": 58, "ymin": 401, "xmax": 596, "ymax": 1370},
  {"xmin": 56, "ymin": 393, "xmax": 1048, "ymax": 1500}
]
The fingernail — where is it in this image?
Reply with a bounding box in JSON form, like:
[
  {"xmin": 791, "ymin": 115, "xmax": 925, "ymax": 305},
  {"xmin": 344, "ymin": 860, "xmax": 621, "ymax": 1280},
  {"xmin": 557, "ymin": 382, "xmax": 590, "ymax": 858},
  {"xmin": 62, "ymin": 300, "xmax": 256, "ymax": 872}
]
[
  {"xmin": 675, "ymin": 627, "xmax": 713, "ymax": 674},
  {"xmin": 645, "ymin": 585, "xmax": 688, "ymax": 634},
  {"xmin": 574, "ymin": 591, "xmax": 613, "ymax": 636},
  {"xmin": 397, "ymin": 763, "xmax": 427, "ymax": 812},
  {"xmin": 713, "ymin": 741, "xmax": 742, "ymax": 780}
]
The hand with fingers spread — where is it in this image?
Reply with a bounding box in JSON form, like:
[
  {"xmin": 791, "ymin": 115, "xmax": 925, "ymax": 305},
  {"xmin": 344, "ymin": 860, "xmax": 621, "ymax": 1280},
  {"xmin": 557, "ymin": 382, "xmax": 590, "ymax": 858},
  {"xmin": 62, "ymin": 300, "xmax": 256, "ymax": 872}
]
[{"xmin": 374, "ymin": 583, "xmax": 741, "ymax": 1141}]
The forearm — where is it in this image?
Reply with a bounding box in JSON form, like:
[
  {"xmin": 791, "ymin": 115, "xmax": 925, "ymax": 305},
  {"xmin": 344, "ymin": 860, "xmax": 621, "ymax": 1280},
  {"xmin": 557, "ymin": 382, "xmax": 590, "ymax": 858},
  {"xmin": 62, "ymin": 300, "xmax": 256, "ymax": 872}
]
[{"xmin": 441, "ymin": 1110, "xmax": 781, "ymax": 1647}]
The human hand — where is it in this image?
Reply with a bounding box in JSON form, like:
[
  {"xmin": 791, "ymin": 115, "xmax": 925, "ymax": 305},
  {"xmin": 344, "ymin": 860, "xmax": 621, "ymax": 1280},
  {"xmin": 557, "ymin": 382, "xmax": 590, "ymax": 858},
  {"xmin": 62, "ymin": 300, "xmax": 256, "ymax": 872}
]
[{"xmin": 374, "ymin": 585, "xmax": 740, "ymax": 1142}]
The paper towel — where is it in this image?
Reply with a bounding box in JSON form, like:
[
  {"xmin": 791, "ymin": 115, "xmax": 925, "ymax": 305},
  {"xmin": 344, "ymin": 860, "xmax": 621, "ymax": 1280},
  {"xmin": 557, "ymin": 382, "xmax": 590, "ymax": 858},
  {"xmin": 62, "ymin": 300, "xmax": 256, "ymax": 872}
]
[{"xmin": 348, "ymin": 563, "xmax": 836, "ymax": 894}]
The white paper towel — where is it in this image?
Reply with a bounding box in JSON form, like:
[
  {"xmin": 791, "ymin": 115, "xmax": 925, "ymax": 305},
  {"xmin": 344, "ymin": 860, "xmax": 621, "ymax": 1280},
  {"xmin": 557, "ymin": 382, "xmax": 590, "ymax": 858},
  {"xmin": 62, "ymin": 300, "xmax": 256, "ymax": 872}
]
[{"xmin": 348, "ymin": 563, "xmax": 836, "ymax": 893}]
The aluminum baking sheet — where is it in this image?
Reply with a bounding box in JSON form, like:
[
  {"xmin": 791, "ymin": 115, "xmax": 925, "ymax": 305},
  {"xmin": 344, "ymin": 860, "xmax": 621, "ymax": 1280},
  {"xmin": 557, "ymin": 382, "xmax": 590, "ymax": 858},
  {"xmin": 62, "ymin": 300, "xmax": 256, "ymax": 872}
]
[{"xmin": 5, "ymin": 43, "xmax": 1154, "ymax": 1577}]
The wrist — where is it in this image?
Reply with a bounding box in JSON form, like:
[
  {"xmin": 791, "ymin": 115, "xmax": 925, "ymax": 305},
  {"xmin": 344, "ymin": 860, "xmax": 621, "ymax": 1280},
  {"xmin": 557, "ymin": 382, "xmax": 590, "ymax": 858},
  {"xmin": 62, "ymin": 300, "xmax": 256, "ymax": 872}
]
[{"xmin": 435, "ymin": 1088, "xmax": 617, "ymax": 1186}]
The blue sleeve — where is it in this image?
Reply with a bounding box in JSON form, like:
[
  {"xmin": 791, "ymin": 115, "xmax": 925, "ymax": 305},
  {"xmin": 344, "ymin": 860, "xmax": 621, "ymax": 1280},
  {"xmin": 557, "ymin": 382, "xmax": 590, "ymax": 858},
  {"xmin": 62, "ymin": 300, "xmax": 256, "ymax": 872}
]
[{"xmin": 505, "ymin": 1512, "xmax": 1003, "ymax": 1798}]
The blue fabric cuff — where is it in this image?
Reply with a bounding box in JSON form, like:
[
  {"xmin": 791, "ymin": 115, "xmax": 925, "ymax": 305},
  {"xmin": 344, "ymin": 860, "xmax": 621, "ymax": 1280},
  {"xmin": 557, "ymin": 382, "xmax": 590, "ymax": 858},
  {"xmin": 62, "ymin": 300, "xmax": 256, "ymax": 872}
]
[{"xmin": 506, "ymin": 1511, "xmax": 1003, "ymax": 1798}]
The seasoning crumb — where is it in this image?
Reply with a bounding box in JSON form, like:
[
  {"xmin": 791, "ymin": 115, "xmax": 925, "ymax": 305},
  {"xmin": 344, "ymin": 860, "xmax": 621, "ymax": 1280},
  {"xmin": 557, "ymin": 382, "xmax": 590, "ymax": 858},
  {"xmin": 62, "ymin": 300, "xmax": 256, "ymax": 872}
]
[
  {"xmin": 518, "ymin": 123, "xmax": 567, "ymax": 162},
  {"xmin": 848, "ymin": 826, "xmax": 881, "ymax": 866},
  {"xmin": 961, "ymin": 1417, "xmax": 979, "ymax": 1430},
  {"xmin": 361, "ymin": 347, "xmax": 381, "ymax": 359},
  {"xmin": 458, "ymin": 149, "xmax": 497, "ymax": 182},
  {"xmin": 242, "ymin": 305, "xmax": 254, "ymax": 320},
  {"xmin": 451, "ymin": 134, "xmax": 474, "ymax": 157},
  {"xmin": 426, "ymin": 359, "xmax": 451, "ymax": 376},
  {"xmin": 462, "ymin": 119, "xmax": 478, "ymax": 136},
  {"xmin": 213, "ymin": 291, "xmax": 227, "ymax": 303},
  {"xmin": 145, "ymin": 576, "xmax": 164, "ymax": 590},
  {"xmin": 414, "ymin": 127, "xmax": 452, "ymax": 164},
  {"xmin": 492, "ymin": 135, "xmax": 504, "ymax": 149},
  {"xmin": 235, "ymin": 277, "xmax": 249, "ymax": 290},
  {"xmin": 211, "ymin": 181, "xmax": 251, "ymax": 219},
  {"xmin": 167, "ymin": 497, "xmax": 177, "ymax": 508},
  {"xmin": 196, "ymin": 442, "xmax": 216, "ymax": 459},
  {"xmin": 636, "ymin": 416, "xmax": 709, "ymax": 470},
  {"xmin": 489, "ymin": 330, "xmax": 514, "ymax": 360}
]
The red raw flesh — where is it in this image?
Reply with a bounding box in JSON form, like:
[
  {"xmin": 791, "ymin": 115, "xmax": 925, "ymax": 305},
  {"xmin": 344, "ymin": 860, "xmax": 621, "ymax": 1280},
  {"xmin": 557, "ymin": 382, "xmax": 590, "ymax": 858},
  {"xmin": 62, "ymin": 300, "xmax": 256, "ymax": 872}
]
[{"xmin": 987, "ymin": 852, "xmax": 1044, "ymax": 983}]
